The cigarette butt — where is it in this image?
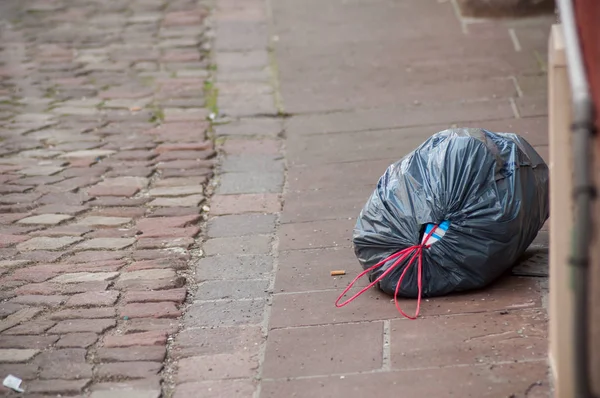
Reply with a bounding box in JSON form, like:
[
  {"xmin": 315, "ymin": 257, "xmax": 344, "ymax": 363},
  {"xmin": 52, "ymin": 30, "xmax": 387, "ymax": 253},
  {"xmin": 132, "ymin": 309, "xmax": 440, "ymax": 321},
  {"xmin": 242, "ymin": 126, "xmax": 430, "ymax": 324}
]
[
  {"xmin": 330, "ymin": 270, "xmax": 346, "ymax": 276},
  {"xmin": 130, "ymin": 106, "xmax": 142, "ymax": 112}
]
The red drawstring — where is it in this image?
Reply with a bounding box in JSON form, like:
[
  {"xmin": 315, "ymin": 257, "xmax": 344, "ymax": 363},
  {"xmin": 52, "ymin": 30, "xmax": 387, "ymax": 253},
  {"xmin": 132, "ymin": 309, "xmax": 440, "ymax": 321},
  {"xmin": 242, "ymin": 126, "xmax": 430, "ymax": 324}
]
[{"xmin": 335, "ymin": 226, "xmax": 438, "ymax": 320}]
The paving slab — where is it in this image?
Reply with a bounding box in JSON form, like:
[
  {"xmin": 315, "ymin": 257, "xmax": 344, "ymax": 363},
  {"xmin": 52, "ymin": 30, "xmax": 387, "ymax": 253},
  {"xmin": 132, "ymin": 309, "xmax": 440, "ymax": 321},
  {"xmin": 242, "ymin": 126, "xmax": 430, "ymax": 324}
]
[
  {"xmin": 261, "ymin": 361, "xmax": 550, "ymax": 397},
  {"xmin": 257, "ymin": 0, "xmax": 553, "ymax": 395}
]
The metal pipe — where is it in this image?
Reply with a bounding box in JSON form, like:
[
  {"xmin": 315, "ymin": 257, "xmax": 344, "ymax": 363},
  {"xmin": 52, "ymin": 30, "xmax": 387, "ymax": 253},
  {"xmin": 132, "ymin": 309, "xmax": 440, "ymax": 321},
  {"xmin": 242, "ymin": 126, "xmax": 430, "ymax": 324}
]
[{"xmin": 556, "ymin": 0, "xmax": 597, "ymax": 397}]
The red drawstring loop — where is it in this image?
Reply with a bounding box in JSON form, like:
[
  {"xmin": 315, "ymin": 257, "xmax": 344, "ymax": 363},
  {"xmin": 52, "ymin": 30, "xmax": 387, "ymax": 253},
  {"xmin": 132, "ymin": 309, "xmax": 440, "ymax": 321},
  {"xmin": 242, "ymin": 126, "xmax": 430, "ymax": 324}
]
[
  {"xmin": 335, "ymin": 226, "xmax": 438, "ymax": 320},
  {"xmin": 334, "ymin": 247, "xmax": 415, "ymax": 307}
]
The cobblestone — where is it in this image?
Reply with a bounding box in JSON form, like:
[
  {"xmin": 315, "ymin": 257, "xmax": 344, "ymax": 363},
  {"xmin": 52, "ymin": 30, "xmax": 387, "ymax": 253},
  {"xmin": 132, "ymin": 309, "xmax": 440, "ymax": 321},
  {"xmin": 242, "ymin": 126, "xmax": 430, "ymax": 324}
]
[
  {"xmin": 10, "ymin": 294, "xmax": 67, "ymax": 306},
  {"xmin": 122, "ymin": 319, "xmax": 179, "ymax": 335},
  {"xmin": 0, "ymin": 335, "xmax": 59, "ymax": 349},
  {"xmin": 104, "ymin": 331, "xmax": 168, "ymax": 348},
  {"xmin": 52, "ymin": 272, "xmax": 120, "ymax": 283},
  {"xmin": 88, "ymin": 185, "xmax": 141, "ymax": 197},
  {"xmin": 66, "ymin": 291, "xmax": 120, "ymax": 307},
  {"xmin": 119, "ymin": 302, "xmax": 182, "ymax": 319},
  {"xmin": 27, "ymin": 379, "xmax": 90, "ymax": 395},
  {"xmin": 90, "ymin": 387, "xmax": 161, "ymax": 398},
  {"xmin": 50, "ymin": 308, "xmax": 116, "ymax": 320},
  {"xmin": 154, "ymin": 177, "xmax": 208, "ymax": 188},
  {"xmin": 3, "ymin": 324, "xmax": 52, "ymax": 338},
  {"xmin": 75, "ymin": 238, "xmax": 136, "ymax": 250},
  {"xmin": 147, "ymin": 186, "xmax": 204, "ymax": 197},
  {"xmin": 36, "ymin": 348, "xmax": 93, "ymax": 379},
  {"xmin": 149, "ymin": 194, "xmax": 205, "ymax": 207},
  {"xmin": 123, "ymin": 288, "xmax": 187, "ymax": 304},
  {"xmin": 77, "ymin": 216, "xmax": 133, "ymax": 226},
  {"xmin": 96, "ymin": 361, "xmax": 163, "ymax": 380},
  {"xmin": 118, "ymin": 268, "xmax": 176, "ymax": 282},
  {"xmin": 0, "ymin": 234, "xmax": 29, "ymax": 247},
  {"xmin": 0, "ymin": 348, "xmax": 40, "ymax": 363},
  {"xmin": 127, "ymin": 258, "xmax": 188, "ymax": 271},
  {"xmin": 49, "ymin": 319, "xmax": 116, "ymax": 334},
  {"xmin": 17, "ymin": 214, "xmax": 73, "ymax": 225},
  {"xmin": 96, "ymin": 346, "xmax": 167, "ymax": 363},
  {"xmin": 56, "ymin": 333, "xmax": 99, "ymax": 348},
  {"xmin": 16, "ymin": 236, "xmax": 83, "ymax": 251}
]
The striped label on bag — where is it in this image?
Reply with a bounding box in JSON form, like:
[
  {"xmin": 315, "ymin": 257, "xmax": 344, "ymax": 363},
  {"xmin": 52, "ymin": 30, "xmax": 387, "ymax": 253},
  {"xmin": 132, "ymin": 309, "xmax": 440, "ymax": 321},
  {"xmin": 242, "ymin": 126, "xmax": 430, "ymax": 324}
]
[{"xmin": 421, "ymin": 220, "xmax": 450, "ymax": 246}]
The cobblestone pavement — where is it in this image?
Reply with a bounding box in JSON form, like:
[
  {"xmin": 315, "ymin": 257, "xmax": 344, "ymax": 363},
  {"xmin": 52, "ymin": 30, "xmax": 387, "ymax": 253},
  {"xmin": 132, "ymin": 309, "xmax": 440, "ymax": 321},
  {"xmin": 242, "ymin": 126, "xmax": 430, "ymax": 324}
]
[
  {"xmin": 0, "ymin": 0, "xmax": 555, "ymax": 397},
  {"xmin": 0, "ymin": 0, "xmax": 214, "ymax": 396}
]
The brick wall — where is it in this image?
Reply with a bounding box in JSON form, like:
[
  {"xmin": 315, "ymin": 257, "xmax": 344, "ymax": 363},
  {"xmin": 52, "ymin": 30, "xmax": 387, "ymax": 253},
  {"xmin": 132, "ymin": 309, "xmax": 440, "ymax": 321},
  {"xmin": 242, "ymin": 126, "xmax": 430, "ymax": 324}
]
[
  {"xmin": 574, "ymin": 0, "xmax": 600, "ymax": 128},
  {"xmin": 574, "ymin": 0, "xmax": 600, "ymax": 394}
]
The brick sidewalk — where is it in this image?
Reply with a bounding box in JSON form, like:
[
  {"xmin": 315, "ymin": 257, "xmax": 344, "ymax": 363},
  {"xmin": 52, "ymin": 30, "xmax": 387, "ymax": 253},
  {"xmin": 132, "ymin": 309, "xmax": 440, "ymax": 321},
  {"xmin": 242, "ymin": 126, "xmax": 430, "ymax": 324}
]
[
  {"xmin": 0, "ymin": 0, "xmax": 554, "ymax": 397},
  {"xmin": 0, "ymin": 0, "xmax": 213, "ymax": 396}
]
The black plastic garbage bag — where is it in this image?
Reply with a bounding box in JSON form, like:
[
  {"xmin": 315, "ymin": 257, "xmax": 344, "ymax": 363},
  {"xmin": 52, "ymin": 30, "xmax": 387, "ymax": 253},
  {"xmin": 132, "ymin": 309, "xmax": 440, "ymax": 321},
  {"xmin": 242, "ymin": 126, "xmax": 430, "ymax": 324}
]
[{"xmin": 336, "ymin": 128, "xmax": 549, "ymax": 319}]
